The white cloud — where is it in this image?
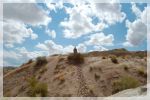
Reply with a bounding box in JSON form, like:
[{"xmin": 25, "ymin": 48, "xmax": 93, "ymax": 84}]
[
  {"xmin": 3, "ymin": 3, "xmax": 51, "ymax": 26},
  {"xmin": 93, "ymin": 3, "xmax": 126, "ymax": 25},
  {"xmin": 4, "ymin": 47, "xmax": 48, "ymax": 66},
  {"xmin": 36, "ymin": 40, "xmax": 63, "ymax": 55},
  {"xmin": 63, "ymin": 45, "xmax": 74, "ymax": 53},
  {"xmin": 60, "ymin": 5, "xmax": 95, "ymax": 38},
  {"xmin": 4, "ymin": 0, "xmax": 36, "ymax": 3},
  {"xmin": 45, "ymin": 2, "xmax": 64, "ymax": 12},
  {"xmin": 124, "ymin": 5, "xmax": 148, "ymax": 47},
  {"xmin": 3, "ymin": 20, "xmax": 38, "ymax": 48},
  {"xmin": 60, "ymin": 3, "xmax": 125, "ymax": 39},
  {"xmin": 46, "ymin": 29, "xmax": 56, "ymax": 39},
  {"xmin": 131, "ymin": 3, "xmax": 142, "ymax": 18},
  {"xmin": 36, "ymin": 43, "xmax": 49, "ymax": 51},
  {"xmin": 124, "ymin": 19, "xmax": 146, "ymax": 46},
  {"xmin": 141, "ymin": 6, "xmax": 150, "ymax": 26},
  {"xmin": 94, "ymin": 45, "xmax": 108, "ymax": 51},
  {"xmin": 36, "ymin": 40, "xmax": 87, "ymax": 55},
  {"xmin": 77, "ymin": 43, "xmax": 87, "ymax": 53},
  {"xmin": 85, "ymin": 32, "xmax": 114, "ymax": 46},
  {"xmin": 31, "ymin": 33, "xmax": 38, "ymax": 40}
]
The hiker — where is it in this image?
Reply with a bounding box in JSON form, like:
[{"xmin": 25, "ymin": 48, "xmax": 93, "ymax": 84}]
[{"xmin": 74, "ymin": 47, "xmax": 78, "ymax": 54}]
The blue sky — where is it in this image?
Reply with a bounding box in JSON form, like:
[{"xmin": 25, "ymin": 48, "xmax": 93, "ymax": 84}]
[{"xmin": 3, "ymin": 3, "xmax": 148, "ymax": 66}]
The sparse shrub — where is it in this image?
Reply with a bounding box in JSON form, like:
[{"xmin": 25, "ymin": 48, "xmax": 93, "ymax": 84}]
[
  {"xmin": 35, "ymin": 82, "xmax": 48, "ymax": 97},
  {"xmin": 89, "ymin": 89, "xmax": 95, "ymax": 96},
  {"xmin": 111, "ymin": 56, "xmax": 118, "ymax": 64},
  {"xmin": 67, "ymin": 53, "xmax": 84, "ymax": 64},
  {"xmin": 94, "ymin": 73, "xmax": 100, "ymax": 81},
  {"xmin": 112, "ymin": 76, "xmax": 140, "ymax": 94},
  {"xmin": 39, "ymin": 68, "xmax": 47, "ymax": 74},
  {"xmin": 122, "ymin": 64, "xmax": 128, "ymax": 71},
  {"xmin": 59, "ymin": 78, "xmax": 65, "ymax": 85},
  {"xmin": 51, "ymin": 54, "xmax": 60, "ymax": 56},
  {"xmin": 137, "ymin": 67, "xmax": 147, "ymax": 77},
  {"xmin": 89, "ymin": 67, "xmax": 93, "ymax": 72},
  {"xmin": 27, "ymin": 77, "xmax": 48, "ymax": 97},
  {"xmin": 124, "ymin": 66, "xmax": 128, "ymax": 71},
  {"xmin": 99, "ymin": 67, "xmax": 102, "ymax": 72},
  {"xmin": 140, "ymin": 87, "xmax": 147, "ymax": 94},
  {"xmin": 102, "ymin": 56, "xmax": 106, "ymax": 59},
  {"xmin": 27, "ymin": 59, "xmax": 33, "ymax": 64},
  {"xmin": 34, "ymin": 56, "xmax": 47, "ymax": 70},
  {"xmin": 59, "ymin": 57, "xmax": 65, "ymax": 62}
]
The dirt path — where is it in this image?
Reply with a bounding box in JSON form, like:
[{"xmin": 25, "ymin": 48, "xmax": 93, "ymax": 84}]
[{"xmin": 76, "ymin": 65, "xmax": 94, "ymax": 97}]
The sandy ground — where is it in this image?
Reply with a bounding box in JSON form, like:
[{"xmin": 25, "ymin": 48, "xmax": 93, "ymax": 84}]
[{"xmin": 3, "ymin": 51, "xmax": 147, "ymax": 97}]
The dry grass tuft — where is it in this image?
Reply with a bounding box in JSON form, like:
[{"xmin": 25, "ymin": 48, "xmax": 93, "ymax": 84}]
[
  {"xmin": 34, "ymin": 56, "xmax": 47, "ymax": 70},
  {"xmin": 67, "ymin": 53, "xmax": 84, "ymax": 64},
  {"xmin": 122, "ymin": 64, "xmax": 129, "ymax": 71},
  {"xmin": 27, "ymin": 77, "xmax": 48, "ymax": 97},
  {"xmin": 102, "ymin": 56, "xmax": 106, "ymax": 59},
  {"xmin": 39, "ymin": 68, "xmax": 47, "ymax": 74},
  {"xmin": 111, "ymin": 56, "xmax": 118, "ymax": 64},
  {"xmin": 53, "ymin": 73, "xmax": 65, "ymax": 85},
  {"xmin": 137, "ymin": 67, "xmax": 147, "ymax": 77},
  {"xmin": 112, "ymin": 76, "xmax": 140, "ymax": 94},
  {"xmin": 94, "ymin": 73, "xmax": 100, "ymax": 81}
]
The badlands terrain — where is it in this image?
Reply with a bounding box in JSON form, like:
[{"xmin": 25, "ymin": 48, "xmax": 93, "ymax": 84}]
[{"xmin": 3, "ymin": 48, "xmax": 147, "ymax": 97}]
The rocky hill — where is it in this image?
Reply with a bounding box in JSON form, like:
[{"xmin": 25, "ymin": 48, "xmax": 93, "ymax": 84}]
[{"xmin": 3, "ymin": 49, "xmax": 147, "ymax": 97}]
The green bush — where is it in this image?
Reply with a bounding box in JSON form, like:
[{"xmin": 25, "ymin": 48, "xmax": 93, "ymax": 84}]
[
  {"xmin": 27, "ymin": 77, "xmax": 48, "ymax": 97},
  {"xmin": 112, "ymin": 76, "xmax": 140, "ymax": 94},
  {"xmin": 34, "ymin": 56, "xmax": 47, "ymax": 69},
  {"xmin": 67, "ymin": 53, "xmax": 84, "ymax": 64},
  {"xmin": 111, "ymin": 56, "xmax": 118, "ymax": 64}
]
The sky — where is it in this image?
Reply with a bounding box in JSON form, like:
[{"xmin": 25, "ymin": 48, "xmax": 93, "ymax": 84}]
[{"xmin": 2, "ymin": 2, "xmax": 149, "ymax": 66}]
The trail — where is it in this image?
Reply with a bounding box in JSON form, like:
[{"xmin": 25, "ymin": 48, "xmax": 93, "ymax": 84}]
[{"xmin": 76, "ymin": 65, "xmax": 94, "ymax": 97}]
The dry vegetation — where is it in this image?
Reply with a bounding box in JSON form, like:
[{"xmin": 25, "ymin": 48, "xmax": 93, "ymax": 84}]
[
  {"xmin": 34, "ymin": 56, "xmax": 47, "ymax": 70},
  {"xmin": 27, "ymin": 77, "xmax": 48, "ymax": 97},
  {"xmin": 112, "ymin": 76, "xmax": 140, "ymax": 94},
  {"xmin": 67, "ymin": 53, "xmax": 84, "ymax": 64},
  {"xmin": 110, "ymin": 56, "xmax": 118, "ymax": 64},
  {"xmin": 3, "ymin": 49, "xmax": 147, "ymax": 97}
]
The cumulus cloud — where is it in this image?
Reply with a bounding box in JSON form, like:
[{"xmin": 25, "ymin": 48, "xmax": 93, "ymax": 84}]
[
  {"xmin": 36, "ymin": 40, "xmax": 63, "ymax": 55},
  {"xmin": 3, "ymin": 3, "xmax": 53, "ymax": 48},
  {"xmin": 3, "ymin": 3, "xmax": 51, "ymax": 26},
  {"xmin": 45, "ymin": 1, "xmax": 64, "ymax": 12},
  {"xmin": 60, "ymin": 3, "xmax": 125, "ymax": 39},
  {"xmin": 36, "ymin": 40, "xmax": 87, "ymax": 55},
  {"xmin": 4, "ymin": 47, "xmax": 47, "ymax": 66},
  {"xmin": 93, "ymin": 45, "xmax": 108, "ymax": 51},
  {"xmin": 124, "ymin": 19, "xmax": 146, "ymax": 46},
  {"xmin": 3, "ymin": 20, "xmax": 38, "ymax": 48},
  {"xmin": 46, "ymin": 29, "xmax": 56, "ymax": 39},
  {"xmin": 93, "ymin": 3, "xmax": 126, "ymax": 25},
  {"xmin": 131, "ymin": 3, "xmax": 142, "ymax": 18},
  {"xmin": 4, "ymin": 0, "xmax": 36, "ymax": 3},
  {"xmin": 60, "ymin": 5, "xmax": 95, "ymax": 38},
  {"xmin": 85, "ymin": 32, "xmax": 114, "ymax": 46},
  {"xmin": 124, "ymin": 5, "xmax": 148, "ymax": 47},
  {"xmin": 77, "ymin": 43, "xmax": 87, "ymax": 53}
]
